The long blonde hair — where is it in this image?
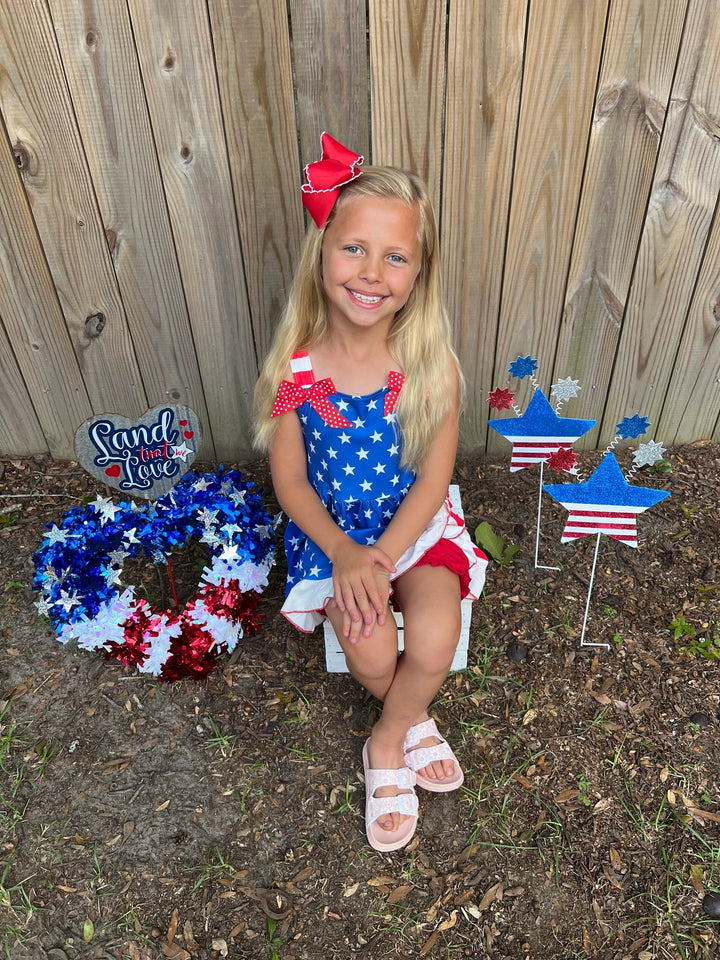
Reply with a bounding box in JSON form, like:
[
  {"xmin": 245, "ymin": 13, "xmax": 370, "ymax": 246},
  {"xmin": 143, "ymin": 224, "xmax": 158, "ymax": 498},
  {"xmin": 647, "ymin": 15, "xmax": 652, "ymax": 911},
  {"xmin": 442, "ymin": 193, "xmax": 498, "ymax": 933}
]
[{"xmin": 254, "ymin": 166, "xmax": 463, "ymax": 469}]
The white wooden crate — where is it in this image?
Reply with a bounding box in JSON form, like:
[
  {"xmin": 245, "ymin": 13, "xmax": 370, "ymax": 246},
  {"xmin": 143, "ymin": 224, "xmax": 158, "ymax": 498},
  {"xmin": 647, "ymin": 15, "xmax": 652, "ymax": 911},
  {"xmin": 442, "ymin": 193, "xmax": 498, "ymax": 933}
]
[{"xmin": 323, "ymin": 485, "xmax": 471, "ymax": 672}]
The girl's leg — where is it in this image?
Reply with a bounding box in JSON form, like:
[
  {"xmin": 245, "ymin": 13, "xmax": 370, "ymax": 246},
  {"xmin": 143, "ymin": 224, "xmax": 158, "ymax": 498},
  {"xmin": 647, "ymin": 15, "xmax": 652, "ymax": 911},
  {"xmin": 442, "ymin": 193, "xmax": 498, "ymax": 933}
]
[
  {"xmin": 372, "ymin": 565, "xmax": 461, "ymax": 781},
  {"xmin": 325, "ymin": 601, "xmax": 408, "ymax": 834},
  {"xmin": 361, "ymin": 565, "xmax": 461, "ymax": 831}
]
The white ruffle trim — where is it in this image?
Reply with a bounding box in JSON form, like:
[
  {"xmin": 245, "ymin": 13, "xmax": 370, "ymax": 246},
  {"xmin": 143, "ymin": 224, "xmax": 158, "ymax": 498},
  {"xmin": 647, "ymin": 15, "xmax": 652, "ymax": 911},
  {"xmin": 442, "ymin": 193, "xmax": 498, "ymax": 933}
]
[{"xmin": 281, "ymin": 497, "xmax": 487, "ymax": 633}]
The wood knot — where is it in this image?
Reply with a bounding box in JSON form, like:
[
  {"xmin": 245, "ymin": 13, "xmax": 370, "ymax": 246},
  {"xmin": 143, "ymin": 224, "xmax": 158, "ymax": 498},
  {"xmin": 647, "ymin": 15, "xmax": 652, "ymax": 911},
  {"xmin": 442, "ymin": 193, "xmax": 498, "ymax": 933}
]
[
  {"xmin": 595, "ymin": 82, "xmax": 625, "ymax": 121},
  {"xmin": 712, "ymin": 299, "xmax": 720, "ymax": 326},
  {"xmin": 105, "ymin": 229, "xmax": 118, "ymax": 256},
  {"xmin": 162, "ymin": 49, "xmax": 176, "ymax": 71},
  {"xmin": 13, "ymin": 140, "xmax": 38, "ymax": 178},
  {"xmin": 84, "ymin": 312, "xmax": 106, "ymax": 338},
  {"xmin": 179, "ymin": 143, "xmax": 192, "ymax": 162},
  {"xmin": 85, "ymin": 30, "xmax": 98, "ymax": 49}
]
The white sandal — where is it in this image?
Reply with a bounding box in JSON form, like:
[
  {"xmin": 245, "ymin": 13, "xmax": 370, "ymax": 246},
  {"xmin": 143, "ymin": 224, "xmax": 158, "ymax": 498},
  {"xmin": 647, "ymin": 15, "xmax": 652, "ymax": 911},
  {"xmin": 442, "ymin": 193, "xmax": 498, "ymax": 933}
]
[
  {"xmin": 403, "ymin": 718, "xmax": 464, "ymax": 792},
  {"xmin": 362, "ymin": 739, "xmax": 418, "ymax": 851}
]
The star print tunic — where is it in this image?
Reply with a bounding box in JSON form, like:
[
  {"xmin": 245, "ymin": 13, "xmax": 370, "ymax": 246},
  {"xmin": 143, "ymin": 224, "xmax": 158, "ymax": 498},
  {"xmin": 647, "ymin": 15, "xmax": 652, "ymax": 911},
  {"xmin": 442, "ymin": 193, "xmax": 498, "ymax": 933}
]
[{"xmin": 273, "ymin": 351, "xmax": 487, "ymax": 632}]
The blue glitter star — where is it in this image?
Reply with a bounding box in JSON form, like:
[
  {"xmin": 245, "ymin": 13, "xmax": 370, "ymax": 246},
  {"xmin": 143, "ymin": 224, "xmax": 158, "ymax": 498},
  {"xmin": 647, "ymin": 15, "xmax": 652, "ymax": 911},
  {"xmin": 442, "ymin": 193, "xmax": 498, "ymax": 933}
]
[
  {"xmin": 616, "ymin": 415, "xmax": 650, "ymax": 439},
  {"xmin": 508, "ymin": 356, "xmax": 538, "ymax": 379}
]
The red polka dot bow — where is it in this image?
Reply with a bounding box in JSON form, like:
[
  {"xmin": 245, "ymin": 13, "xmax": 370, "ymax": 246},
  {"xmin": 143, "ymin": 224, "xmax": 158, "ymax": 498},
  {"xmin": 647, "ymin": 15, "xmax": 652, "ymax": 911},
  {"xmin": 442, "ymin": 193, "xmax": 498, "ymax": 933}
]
[
  {"xmin": 301, "ymin": 132, "xmax": 364, "ymax": 228},
  {"xmin": 383, "ymin": 371, "xmax": 405, "ymax": 416},
  {"xmin": 271, "ymin": 378, "xmax": 353, "ymax": 428}
]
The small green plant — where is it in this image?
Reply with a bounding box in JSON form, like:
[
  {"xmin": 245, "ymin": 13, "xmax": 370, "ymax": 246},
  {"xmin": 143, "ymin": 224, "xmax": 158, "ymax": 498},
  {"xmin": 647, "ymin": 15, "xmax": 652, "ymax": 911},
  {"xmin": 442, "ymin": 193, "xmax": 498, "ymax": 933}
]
[
  {"xmin": 0, "ymin": 512, "xmax": 19, "ymax": 529},
  {"xmin": 668, "ymin": 614, "xmax": 695, "ymax": 640},
  {"xmin": 643, "ymin": 458, "xmax": 672, "ymax": 475},
  {"xmin": 474, "ymin": 521, "xmax": 520, "ymax": 566},
  {"xmin": 577, "ymin": 772, "xmax": 592, "ymax": 807},
  {"xmin": 267, "ymin": 916, "xmax": 283, "ymax": 960},
  {"xmin": 204, "ymin": 718, "xmax": 237, "ymax": 758},
  {"xmin": 682, "ymin": 635, "xmax": 720, "ymax": 661}
]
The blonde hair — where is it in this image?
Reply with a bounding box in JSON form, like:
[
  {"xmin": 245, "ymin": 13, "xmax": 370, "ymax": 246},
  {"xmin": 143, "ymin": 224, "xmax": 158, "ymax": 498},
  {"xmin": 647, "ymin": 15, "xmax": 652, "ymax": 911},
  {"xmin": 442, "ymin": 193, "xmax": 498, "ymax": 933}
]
[{"xmin": 253, "ymin": 166, "xmax": 463, "ymax": 469}]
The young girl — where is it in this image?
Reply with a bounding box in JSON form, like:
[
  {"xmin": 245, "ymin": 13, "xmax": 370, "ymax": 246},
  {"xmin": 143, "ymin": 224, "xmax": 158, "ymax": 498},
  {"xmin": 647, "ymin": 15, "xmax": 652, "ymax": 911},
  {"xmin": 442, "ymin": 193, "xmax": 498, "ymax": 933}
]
[{"xmin": 255, "ymin": 133, "xmax": 487, "ymax": 851}]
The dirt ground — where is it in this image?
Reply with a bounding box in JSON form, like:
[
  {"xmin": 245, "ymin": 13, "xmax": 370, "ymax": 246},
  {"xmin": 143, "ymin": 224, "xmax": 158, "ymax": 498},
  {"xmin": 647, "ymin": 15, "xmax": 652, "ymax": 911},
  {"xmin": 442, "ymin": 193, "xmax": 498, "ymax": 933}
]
[{"xmin": 1, "ymin": 442, "xmax": 719, "ymax": 960}]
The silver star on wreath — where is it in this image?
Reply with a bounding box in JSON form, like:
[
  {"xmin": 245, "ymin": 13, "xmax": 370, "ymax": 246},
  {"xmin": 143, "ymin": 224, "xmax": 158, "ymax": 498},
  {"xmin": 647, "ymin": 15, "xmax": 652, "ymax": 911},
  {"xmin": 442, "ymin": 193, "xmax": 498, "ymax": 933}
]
[
  {"xmin": 44, "ymin": 524, "xmax": 70, "ymax": 544},
  {"xmin": 92, "ymin": 496, "xmax": 119, "ymax": 524},
  {"xmin": 34, "ymin": 596, "xmax": 52, "ymax": 617},
  {"xmin": 633, "ymin": 440, "xmax": 667, "ymax": 467},
  {"xmin": 550, "ymin": 377, "xmax": 581, "ymax": 403}
]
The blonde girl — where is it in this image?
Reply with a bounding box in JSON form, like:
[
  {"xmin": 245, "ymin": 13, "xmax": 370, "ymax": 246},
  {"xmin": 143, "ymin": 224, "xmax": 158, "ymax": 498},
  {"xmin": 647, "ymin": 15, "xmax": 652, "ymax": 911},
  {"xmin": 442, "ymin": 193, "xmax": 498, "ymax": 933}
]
[{"xmin": 255, "ymin": 134, "xmax": 486, "ymax": 851}]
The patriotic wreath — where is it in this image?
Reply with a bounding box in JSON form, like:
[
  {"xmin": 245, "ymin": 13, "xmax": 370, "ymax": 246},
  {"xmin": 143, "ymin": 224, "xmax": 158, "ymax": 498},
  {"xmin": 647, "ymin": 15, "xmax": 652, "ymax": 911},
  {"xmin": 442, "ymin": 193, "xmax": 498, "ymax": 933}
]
[{"xmin": 32, "ymin": 471, "xmax": 275, "ymax": 681}]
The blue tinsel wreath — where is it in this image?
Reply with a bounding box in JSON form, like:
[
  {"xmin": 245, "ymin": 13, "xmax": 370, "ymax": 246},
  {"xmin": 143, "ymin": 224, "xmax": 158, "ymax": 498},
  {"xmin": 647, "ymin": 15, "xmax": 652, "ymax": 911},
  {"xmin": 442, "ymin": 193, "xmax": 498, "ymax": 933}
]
[{"xmin": 32, "ymin": 471, "xmax": 275, "ymax": 681}]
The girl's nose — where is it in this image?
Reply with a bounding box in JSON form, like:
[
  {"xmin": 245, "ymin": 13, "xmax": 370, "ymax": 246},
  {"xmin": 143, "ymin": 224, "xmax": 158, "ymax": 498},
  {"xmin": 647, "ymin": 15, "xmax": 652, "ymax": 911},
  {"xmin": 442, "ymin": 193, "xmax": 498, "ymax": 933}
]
[{"xmin": 359, "ymin": 255, "xmax": 382, "ymax": 282}]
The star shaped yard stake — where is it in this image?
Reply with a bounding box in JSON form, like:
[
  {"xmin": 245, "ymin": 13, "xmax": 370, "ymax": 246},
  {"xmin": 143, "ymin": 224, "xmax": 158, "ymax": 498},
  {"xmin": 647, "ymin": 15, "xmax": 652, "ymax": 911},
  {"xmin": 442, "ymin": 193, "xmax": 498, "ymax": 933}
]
[
  {"xmin": 488, "ymin": 389, "xmax": 596, "ymax": 472},
  {"xmin": 544, "ymin": 453, "xmax": 670, "ymax": 647}
]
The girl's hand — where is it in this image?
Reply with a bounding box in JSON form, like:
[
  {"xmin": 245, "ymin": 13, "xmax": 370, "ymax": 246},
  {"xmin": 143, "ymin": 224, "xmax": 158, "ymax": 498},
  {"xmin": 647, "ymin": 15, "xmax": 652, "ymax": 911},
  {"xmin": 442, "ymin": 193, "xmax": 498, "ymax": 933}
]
[{"xmin": 329, "ymin": 542, "xmax": 395, "ymax": 642}]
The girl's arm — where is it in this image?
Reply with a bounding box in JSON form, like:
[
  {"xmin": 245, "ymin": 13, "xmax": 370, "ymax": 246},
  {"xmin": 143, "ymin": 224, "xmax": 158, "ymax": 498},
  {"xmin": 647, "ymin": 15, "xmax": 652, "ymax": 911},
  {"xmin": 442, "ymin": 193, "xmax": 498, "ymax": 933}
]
[
  {"xmin": 374, "ymin": 359, "xmax": 460, "ymax": 565},
  {"xmin": 269, "ymin": 408, "xmax": 395, "ymax": 638}
]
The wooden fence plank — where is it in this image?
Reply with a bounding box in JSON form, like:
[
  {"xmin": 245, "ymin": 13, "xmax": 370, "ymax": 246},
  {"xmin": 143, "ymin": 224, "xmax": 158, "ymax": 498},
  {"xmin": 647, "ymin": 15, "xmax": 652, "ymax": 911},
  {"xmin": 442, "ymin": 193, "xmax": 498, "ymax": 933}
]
[
  {"xmin": 492, "ymin": 0, "xmax": 608, "ymax": 451},
  {"xmin": 555, "ymin": 0, "xmax": 687, "ymax": 447},
  {"xmin": 601, "ymin": 0, "xmax": 720, "ymax": 442},
  {"xmin": 0, "ymin": 120, "xmax": 91, "ymax": 458},
  {"xmin": 0, "ymin": 324, "xmax": 46, "ymax": 456},
  {"xmin": 443, "ymin": 0, "xmax": 527, "ymax": 449},
  {"xmin": 369, "ymin": 0, "xmax": 446, "ymax": 210},
  {"xmin": 289, "ymin": 0, "xmax": 369, "ymax": 169},
  {"xmin": 0, "ymin": 1, "xmax": 146, "ymax": 420},
  {"xmin": 209, "ymin": 0, "xmax": 303, "ymax": 362},
  {"xmin": 126, "ymin": 0, "xmax": 259, "ymax": 458},
  {"xmin": 657, "ymin": 202, "xmax": 720, "ymax": 445},
  {"xmin": 48, "ymin": 0, "xmax": 213, "ymax": 458}
]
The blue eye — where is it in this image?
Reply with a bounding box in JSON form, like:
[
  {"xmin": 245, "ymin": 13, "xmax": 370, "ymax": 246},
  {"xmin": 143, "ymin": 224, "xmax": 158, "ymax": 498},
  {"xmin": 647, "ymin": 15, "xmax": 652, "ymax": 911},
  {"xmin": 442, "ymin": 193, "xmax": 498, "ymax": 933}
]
[
  {"xmin": 344, "ymin": 245, "xmax": 361, "ymax": 254},
  {"xmin": 388, "ymin": 254, "xmax": 406, "ymax": 264}
]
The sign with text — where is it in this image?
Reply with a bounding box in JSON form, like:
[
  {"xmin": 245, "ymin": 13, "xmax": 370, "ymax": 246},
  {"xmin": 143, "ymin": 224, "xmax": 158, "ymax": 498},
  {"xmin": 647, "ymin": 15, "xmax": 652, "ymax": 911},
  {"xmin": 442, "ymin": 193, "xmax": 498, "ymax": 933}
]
[{"xmin": 75, "ymin": 405, "xmax": 202, "ymax": 499}]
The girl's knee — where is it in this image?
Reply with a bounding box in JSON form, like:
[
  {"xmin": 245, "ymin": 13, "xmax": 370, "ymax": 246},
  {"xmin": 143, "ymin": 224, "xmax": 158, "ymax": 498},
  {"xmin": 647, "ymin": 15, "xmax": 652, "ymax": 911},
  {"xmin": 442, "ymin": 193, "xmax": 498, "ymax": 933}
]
[{"xmin": 402, "ymin": 615, "xmax": 461, "ymax": 675}]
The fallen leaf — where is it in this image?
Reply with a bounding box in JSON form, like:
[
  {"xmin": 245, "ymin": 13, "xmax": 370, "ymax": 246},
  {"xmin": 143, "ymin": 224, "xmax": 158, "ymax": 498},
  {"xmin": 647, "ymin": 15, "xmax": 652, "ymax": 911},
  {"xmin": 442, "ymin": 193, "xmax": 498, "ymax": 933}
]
[
  {"xmin": 478, "ymin": 882, "xmax": 502, "ymax": 911},
  {"xmin": 211, "ymin": 940, "xmax": 228, "ymax": 957},
  {"xmin": 437, "ymin": 910, "xmax": 458, "ymax": 931},
  {"xmin": 522, "ymin": 708, "xmax": 537, "ymax": 726},
  {"xmin": 554, "ymin": 788, "xmax": 581, "ymax": 803},
  {"xmin": 609, "ymin": 846, "xmax": 623, "ymax": 870},
  {"xmin": 419, "ymin": 931, "xmax": 439, "ymax": 956},
  {"xmin": 160, "ymin": 944, "xmax": 190, "ymax": 960},
  {"xmin": 167, "ymin": 908, "xmax": 179, "ymax": 944},
  {"xmin": 387, "ymin": 884, "xmax": 414, "ymax": 904},
  {"xmin": 155, "ymin": 800, "xmax": 170, "ymax": 812},
  {"xmin": 83, "ymin": 919, "xmax": 94, "ymax": 943},
  {"xmin": 343, "ymin": 882, "xmax": 359, "ymax": 897}
]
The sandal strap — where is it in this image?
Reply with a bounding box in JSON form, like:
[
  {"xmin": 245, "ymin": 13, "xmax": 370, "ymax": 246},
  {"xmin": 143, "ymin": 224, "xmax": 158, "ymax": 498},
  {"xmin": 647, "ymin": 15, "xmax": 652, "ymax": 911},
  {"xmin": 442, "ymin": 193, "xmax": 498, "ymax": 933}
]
[
  {"xmin": 404, "ymin": 740, "xmax": 456, "ymax": 771},
  {"xmin": 365, "ymin": 764, "xmax": 415, "ymax": 793},
  {"xmin": 366, "ymin": 790, "xmax": 419, "ymax": 820},
  {"xmin": 403, "ymin": 717, "xmax": 444, "ymax": 750}
]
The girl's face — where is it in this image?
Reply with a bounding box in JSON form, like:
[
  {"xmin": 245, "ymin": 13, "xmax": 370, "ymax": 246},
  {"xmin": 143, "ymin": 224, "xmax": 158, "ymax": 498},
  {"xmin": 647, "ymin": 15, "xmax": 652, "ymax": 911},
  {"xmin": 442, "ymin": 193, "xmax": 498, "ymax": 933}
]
[{"xmin": 320, "ymin": 195, "xmax": 423, "ymax": 336}]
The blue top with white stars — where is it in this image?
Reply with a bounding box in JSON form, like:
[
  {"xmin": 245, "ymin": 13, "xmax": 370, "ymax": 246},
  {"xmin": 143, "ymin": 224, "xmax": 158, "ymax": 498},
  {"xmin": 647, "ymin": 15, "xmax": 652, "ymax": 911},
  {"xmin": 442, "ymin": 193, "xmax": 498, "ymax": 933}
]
[{"xmin": 284, "ymin": 382, "xmax": 415, "ymax": 594}]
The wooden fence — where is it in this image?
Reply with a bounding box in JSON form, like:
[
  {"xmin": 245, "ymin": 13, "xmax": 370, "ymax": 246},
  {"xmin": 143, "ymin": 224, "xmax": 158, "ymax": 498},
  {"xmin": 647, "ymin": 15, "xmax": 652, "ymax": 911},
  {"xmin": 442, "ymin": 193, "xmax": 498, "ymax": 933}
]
[{"xmin": 1, "ymin": 0, "xmax": 719, "ymax": 462}]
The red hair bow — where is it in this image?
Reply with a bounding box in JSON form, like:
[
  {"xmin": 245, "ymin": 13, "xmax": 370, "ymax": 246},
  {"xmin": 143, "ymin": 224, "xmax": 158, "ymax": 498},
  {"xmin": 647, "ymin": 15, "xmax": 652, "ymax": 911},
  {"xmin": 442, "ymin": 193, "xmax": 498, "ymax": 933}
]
[{"xmin": 301, "ymin": 132, "xmax": 363, "ymax": 228}]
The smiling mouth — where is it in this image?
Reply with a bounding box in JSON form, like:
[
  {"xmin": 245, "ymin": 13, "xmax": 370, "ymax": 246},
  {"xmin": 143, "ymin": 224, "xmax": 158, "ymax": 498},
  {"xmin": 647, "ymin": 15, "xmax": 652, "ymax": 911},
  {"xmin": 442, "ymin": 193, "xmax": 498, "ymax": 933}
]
[{"xmin": 348, "ymin": 289, "xmax": 386, "ymax": 304}]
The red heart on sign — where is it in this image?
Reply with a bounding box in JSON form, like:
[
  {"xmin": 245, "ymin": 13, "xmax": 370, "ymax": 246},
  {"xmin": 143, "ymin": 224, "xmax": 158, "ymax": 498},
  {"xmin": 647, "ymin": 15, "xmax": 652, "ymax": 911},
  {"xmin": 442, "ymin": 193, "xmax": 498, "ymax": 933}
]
[
  {"xmin": 105, "ymin": 465, "xmax": 121, "ymax": 478},
  {"xmin": 179, "ymin": 420, "xmax": 188, "ymax": 426},
  {"xmin": 184, "ymin": 430, "xmax": 194, "ymax": 439}
]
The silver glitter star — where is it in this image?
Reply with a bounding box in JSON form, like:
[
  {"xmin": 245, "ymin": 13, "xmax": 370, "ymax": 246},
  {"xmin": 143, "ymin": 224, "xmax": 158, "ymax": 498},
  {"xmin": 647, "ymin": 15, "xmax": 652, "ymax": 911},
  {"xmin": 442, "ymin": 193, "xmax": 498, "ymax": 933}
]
[
  {"xmin": 550, "ymin": 377, "xmax": 581, "ymax": 403},
  {"xmin": 92, "ymin": 496, "xmax": 119, "ymax": 524},
  {"xmin": 43, "ymin": 524, "xmax": 71, "ymax": 544},
  {"xmin": 34, "ymin": 596, "xmax": 52, "ymax": 617},
  {"xmin": 633, "ymin": 440, "xmax": 667, "ymax": 467}
]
